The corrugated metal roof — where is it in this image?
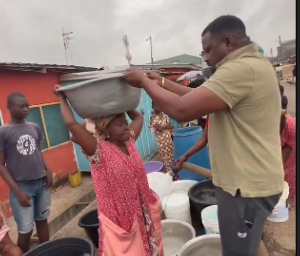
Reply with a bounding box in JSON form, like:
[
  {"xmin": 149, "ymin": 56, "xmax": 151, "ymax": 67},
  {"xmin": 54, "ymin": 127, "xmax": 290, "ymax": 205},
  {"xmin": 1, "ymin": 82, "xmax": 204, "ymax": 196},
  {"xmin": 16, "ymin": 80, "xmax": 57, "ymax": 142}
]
[
  {"xmin": 129, "ymin": 63, "xmax": 201, "ymax": 70},
  {"xmin": 0, "ymin": 62, "xmax": 103, "ymax": 73},
  {"xmin": 281, "ymin": 39, "xmax": 295, "ymax": 46},
  {"xmin": 151, "ymin": 54, "xmax": 202, "ymax": 65}
]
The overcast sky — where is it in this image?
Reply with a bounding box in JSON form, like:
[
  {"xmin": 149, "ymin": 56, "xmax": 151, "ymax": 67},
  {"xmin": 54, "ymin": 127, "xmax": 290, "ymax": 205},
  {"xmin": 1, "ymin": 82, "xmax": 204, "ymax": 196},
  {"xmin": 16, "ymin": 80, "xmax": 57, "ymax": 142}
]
[{"xmin": 0, "ymin": 0, "xmax": 295, "ymax": 68}]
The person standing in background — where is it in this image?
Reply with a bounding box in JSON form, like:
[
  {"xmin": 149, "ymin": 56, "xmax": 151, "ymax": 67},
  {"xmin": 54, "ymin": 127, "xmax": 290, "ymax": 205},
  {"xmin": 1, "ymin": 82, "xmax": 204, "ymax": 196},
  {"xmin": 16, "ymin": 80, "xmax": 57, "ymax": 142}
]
[
  {"xmin": 279, "ymin": 84, "xmax": 288, "ymax": 110},
  {"xmin": 280, "ymin": 110, "xmax": 296, "ymax": 210},
  {"xmin": 176, "ymin": 115, "xmax": 209, "ymax": 169},
  {"xmin": 150, "ymin": 102, "xmax": 175, "ymax": 173},
  {"xmin": 0, "ymin": 93, "xmax": 52, "ymax": 253},
  {"xmin": 292, "ymin": 64, "xmax": 296, "ymax": 84}
]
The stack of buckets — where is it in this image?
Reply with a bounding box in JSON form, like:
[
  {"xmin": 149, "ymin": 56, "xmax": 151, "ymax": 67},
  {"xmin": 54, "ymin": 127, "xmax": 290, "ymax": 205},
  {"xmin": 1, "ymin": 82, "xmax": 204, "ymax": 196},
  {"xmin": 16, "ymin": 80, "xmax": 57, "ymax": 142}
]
[
  {"xmin": 162, "ymin": 188, "xmax": 192, "ymax": 224},
  {"xmin": 201, "ymin": 205, "xmax": 219, "ymax": 234},
  {"xmin": 199, "ymin": 181, "xmax": 290, "ymax": 235}
]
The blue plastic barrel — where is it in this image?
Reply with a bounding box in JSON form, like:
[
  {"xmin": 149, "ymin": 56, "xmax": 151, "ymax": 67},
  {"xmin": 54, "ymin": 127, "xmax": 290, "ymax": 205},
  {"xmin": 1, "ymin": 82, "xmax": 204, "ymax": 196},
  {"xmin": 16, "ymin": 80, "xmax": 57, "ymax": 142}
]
[{"xmin": 174, "ymin": 126, "xmax": 211, "ymax": 181}]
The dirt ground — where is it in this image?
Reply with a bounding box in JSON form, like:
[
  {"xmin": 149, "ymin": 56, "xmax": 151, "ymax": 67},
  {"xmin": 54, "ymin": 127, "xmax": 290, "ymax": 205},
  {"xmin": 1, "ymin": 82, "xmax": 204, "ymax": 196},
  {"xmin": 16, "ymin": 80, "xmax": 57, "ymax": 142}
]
[{"xmin": 264, "ymin": 211, "xmax": 296, "ymax": 255}]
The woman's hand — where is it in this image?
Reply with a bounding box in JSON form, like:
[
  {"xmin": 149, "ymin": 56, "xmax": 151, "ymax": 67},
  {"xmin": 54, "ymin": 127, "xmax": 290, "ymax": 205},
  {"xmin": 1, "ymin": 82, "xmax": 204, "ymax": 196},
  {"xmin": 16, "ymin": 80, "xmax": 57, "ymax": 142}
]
[
  {"xmin": 53, "ymin": 84, "xmax": 61, "ymax": 95},
  {"xmin": 154, "ymin": 124, "xmax": 163, "ymax": 132},
  {"xmin": 53, "ymin": 84, "xmax": 66, "ymax": 98},
  {"xmin": 45, "ymin": 170, "xmax": 53, "ymax": 188},
  {"xmin": 123, "ymin": 70, "xmax": 147, "ymax": 88},
  {"xmin": 176, "ymin": 155, "xmax": 189, "ymax": 169}
]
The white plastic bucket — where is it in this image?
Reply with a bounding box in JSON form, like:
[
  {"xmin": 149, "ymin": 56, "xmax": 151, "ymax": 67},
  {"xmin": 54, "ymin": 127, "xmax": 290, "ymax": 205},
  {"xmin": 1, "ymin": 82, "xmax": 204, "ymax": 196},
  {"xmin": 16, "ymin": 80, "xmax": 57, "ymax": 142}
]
[
  {"xmin": 147, "ymin": 172, "xmax": 173, "ymax": 202},
  {"xmin": 267, "ymin": 181, "xmax": 290, "ymax": 222},
  {"xmin": 171, "ymin": 180, "xmax": 198, "ymax": 193},
  {"xmin": 162, "ymin": 189, "xmax": 192, "ymax": 224},
  {"xmin": 201, "ymin": 205, "xmax": 219, "ymax": 234},
  {"xmin": 178, "ymin": 234, "xmax": 222, "ymax": 256}
]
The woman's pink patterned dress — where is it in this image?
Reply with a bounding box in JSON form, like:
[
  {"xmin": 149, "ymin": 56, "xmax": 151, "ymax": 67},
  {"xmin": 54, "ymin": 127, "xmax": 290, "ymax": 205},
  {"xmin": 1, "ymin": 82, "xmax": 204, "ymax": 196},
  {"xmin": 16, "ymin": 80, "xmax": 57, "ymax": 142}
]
[
  {"xmin": 84, "ymin": 133, "xmax": 163, "ymax": 256},
  {"xmin": 0, "ymin": 209, "xmax": 9, "ymax": 242},
  {"xmin": 280, "ymin": 115, "xmax": 296, "ymax": 198}
]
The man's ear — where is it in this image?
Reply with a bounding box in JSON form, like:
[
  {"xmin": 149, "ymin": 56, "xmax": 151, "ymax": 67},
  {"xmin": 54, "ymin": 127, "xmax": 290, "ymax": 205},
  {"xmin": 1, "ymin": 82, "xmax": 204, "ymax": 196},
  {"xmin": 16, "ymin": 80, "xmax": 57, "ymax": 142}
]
[{"xmin": 224, "ymin": 36, "xmax": 236, "ymax": 50}]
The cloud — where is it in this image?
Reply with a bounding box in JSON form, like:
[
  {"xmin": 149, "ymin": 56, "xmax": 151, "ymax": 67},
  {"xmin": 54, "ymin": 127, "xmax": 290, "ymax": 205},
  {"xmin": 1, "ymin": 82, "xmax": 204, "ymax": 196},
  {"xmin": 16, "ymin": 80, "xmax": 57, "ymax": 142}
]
[{"xmin": 0, "ymin": 0, "xmax": 295, "ymax": 68}]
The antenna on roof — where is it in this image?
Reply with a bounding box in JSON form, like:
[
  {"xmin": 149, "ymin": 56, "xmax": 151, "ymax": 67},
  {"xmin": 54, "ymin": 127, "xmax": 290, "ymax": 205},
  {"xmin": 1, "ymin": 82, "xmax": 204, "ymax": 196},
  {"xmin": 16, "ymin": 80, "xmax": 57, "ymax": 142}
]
[
  {"xmin": 62, "ymin": 28, "xmax": 73, "ymax": 65},
  {"xmin": 123, "ymin": 35, "xmax": 132, "ymax": 66},
  {"xmin": 146, "ymin": 35, "xmax": 154, "ymax": 69}
]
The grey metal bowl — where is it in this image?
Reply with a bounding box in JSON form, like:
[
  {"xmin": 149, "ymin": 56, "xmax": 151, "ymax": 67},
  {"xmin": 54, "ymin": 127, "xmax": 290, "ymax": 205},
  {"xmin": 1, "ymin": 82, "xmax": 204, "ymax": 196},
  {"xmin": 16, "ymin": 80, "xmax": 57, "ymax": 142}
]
[
  {"xmin": 161, "ymin": 219, "xmax": 196, "ymax": 256},
  {"xmin": 58, "ymin": 72, "xmax": 141, "ymax": 119},
  {"xmin": 178, "ymin": 234, "xmax": 222, "ymax": 256}
]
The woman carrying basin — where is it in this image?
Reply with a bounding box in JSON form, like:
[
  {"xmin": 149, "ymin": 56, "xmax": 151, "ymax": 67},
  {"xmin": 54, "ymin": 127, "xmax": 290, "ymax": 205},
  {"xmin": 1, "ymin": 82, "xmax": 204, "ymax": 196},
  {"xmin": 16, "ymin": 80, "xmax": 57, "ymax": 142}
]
[{"xmin": 53, "ymin": 85, "xmax": 163, "ymax": 256}]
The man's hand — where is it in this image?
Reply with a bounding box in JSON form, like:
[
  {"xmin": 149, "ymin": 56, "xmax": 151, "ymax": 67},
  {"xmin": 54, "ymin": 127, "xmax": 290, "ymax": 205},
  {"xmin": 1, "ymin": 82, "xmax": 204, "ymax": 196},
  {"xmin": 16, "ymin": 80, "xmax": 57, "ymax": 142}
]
[
  {"xmin": 16, "ymin": 191, "xmax": 31, "ymax": 207},
  {"xmin": 147, "ymin": 72, "xmax": 163, "ymax": 85},
  {"xmin": 123, "ymin": 70, "xmax": 147, "ymax": 88},
  {"xmin": 46, "ymin": 171, "xmax": 53, "ymax": 188}
]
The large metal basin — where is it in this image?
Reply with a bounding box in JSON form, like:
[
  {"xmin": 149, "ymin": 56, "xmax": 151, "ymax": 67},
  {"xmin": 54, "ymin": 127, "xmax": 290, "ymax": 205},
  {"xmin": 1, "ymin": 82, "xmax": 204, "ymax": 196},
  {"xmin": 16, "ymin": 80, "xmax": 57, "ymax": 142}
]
[
  {"xmin": 161, "ymin": 219, "xmax": 196, "ymax": 256},
  {"xmin": 58, "ymin": 72, "xmax": 141, "ymax": 119},
  {"xmin": 178, "ymin": 234, "xmax": 222, "ymax": 256}
]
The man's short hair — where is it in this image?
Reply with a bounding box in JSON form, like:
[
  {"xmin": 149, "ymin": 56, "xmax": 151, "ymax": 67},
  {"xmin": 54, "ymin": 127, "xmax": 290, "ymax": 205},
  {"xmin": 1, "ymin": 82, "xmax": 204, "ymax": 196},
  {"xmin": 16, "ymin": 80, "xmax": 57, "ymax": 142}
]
[
  {"xmin": 201, "ymin": 15, "xmax": 246, "ymax": 38},
  {"xmin": 187, "ymin": 77, "xmax": 206, "ymax": 88},
  {"xmin": 7, "ymin": 92, "xmax": 26, "ymax": 106}
]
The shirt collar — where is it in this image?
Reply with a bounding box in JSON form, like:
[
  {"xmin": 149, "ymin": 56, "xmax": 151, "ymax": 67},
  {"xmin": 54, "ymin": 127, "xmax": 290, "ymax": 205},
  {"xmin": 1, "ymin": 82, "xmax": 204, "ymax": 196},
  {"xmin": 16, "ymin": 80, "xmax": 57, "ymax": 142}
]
[{"xmin": 216, "ymin": 43, "xmax": 259, "ymax": 68}]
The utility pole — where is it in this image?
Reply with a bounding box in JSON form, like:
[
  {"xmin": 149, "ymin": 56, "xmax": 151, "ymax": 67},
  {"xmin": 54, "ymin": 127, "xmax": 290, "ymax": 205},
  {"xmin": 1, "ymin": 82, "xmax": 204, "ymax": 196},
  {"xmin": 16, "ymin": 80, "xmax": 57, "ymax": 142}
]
[
  {"xmin": 122, "ymin": 35, "xmax": 132, "ymax": 65},
  {"xmin": 146, "ymin": 35, "xmax": 154, "ymax": 69},
  {"xmin": 62, "ymin": 28, "xmax": 73, "ymax": 65},
  {"xmin": 271, "ymin": 48, "xmax": 273, "ymax": 58}
]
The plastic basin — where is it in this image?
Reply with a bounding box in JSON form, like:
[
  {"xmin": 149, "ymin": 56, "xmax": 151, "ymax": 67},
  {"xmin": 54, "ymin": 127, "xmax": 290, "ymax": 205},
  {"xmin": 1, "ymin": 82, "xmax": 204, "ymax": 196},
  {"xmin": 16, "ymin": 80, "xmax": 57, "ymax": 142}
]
[
  {"xmin": 78, "ymin": 209, "xmax": 99, "ymax": 248},
  {"xmin": 24, "ymin": 237, "xmax": 94, "ymax": 256},
  {"xmin": 144, "ymin": 161, "xmax": 163, "ymax": 174}
]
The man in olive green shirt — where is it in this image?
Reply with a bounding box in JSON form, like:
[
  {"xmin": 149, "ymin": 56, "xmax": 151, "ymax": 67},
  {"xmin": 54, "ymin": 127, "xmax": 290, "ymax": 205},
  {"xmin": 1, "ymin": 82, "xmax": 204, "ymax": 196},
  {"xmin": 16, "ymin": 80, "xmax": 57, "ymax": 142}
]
[{"xmin": 125, "ymin": 15, "xmax": 283, "ymax": 256}]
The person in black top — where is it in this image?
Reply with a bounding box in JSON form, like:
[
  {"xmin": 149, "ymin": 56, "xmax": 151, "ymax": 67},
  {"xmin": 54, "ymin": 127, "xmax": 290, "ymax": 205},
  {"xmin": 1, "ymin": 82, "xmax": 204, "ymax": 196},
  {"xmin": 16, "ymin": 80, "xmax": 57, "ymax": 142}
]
[
  {"xmin": 292, "ymin": 64, "xmax": 296, "ymax": 84},
  {"xmin": 279, "ymin": 84, "xmax": 288, "ymax": 109}
]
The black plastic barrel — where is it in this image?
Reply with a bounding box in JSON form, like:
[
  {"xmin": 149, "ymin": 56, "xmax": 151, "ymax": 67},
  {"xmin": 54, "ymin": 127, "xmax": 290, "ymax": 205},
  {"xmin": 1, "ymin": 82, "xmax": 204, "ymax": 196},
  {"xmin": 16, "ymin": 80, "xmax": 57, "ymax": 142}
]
[
  {"xmin": 24, "ymin": 237, "xmax": 94, "ymax": 256},
  {"xmin": 78, "ymin": 209, "xmax": 99, "ymax": 248},
  {"xmin": 188, "ymin": 178, "xmax": 217, "ymax": 235}
]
